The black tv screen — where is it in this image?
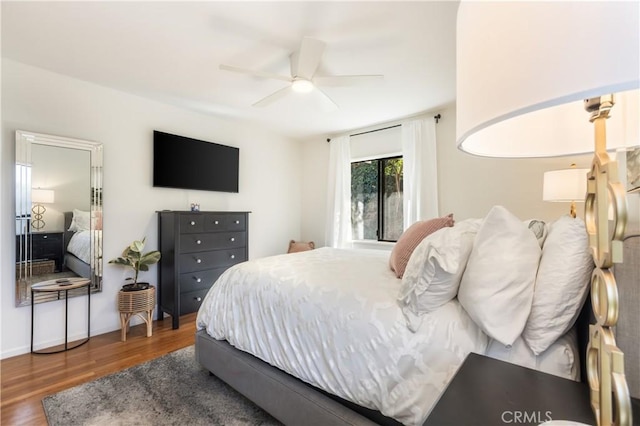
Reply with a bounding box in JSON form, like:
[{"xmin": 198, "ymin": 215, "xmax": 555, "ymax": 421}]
[{"xmin": 153, "ymin": 131, "xmax": 239, "ymax": 193}]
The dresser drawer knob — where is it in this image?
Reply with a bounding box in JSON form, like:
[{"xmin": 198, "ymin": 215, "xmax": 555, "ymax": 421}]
[
  {"xmin": 195, "ymin": 297, "xmax": 202, "ymax": 302},
  {"xmin": 214, "ymin": 220, "xmax": 219, "ymax": 225},
  {"xmin": 235, "ymin": 220, "xmax": 240, "ymax": 224},
  {"xmin": 43, "ymin": 235, "xmax": 48, "ymax": 239},
  {"xmin": 230, "ymin": 254, "xmax": 235, "ymax": 259},
  {"xmin": 230, "ymin": 237, "xmax": 235, "ymax": 242},
  {"xmin": 195, "ymin": 277, "xmax": 202, "ymax": 283},
  {"xmin": 190, "ymin": 221, "xmax": 196, "ymax": 226},
  {"xmin": 196, "ymin": 240, "xmax": 202, "ymax": 245},
  {"xmin": 195, "ymin": 258, "xmax": 202, "ymax": 264}
]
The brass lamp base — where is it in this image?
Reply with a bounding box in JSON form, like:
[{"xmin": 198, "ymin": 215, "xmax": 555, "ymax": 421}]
[
  {"xmin": 584, "ymin": 95, "xmax": 631, "ymax": 426},
  {"xmin": 31, "ymin": 203, "xmax": 46, "ymax": 230}
]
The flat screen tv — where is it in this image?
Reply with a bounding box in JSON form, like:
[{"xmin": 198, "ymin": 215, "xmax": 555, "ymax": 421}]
[{"xmin": 153, "ymin": 131, "xmax": 239, "ymax": 193}]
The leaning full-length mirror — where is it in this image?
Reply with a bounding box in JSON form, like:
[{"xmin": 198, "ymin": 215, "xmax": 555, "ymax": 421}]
[{"xmin": 15, "ymin": 130, "xmax": 103, "ymax": 306}]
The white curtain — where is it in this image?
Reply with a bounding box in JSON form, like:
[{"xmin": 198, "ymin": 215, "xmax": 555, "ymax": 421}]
[
  {"xmin": 402, "ymin": 118, "xmax": 439, "ymax": 228},
  {"xmin": 325, "ymin": 136, "xmax": 353, "ymax": 248}
]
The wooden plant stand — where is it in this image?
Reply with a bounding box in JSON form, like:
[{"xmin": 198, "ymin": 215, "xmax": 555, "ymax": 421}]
[{"xmin": 118, "ymin": 286, "xmax": 155, "ymax": 342}]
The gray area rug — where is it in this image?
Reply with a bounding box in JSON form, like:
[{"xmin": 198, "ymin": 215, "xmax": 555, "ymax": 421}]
[{"xmin": 42, "ymin": 345, "xmax": 281, "ymax": 425}]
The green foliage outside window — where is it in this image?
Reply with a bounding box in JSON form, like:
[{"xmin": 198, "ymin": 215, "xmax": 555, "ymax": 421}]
[{"xmin": 351, "ymin": 157, "xmax": 403, "ymax": 241}]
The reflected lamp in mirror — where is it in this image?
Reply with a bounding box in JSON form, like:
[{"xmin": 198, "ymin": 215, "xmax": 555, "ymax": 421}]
[
  {"xmin": 457, "ymin": 2, "xmax": 638, "ymax": 425},
  {"xmin": 543, "ymin": 166, "xmax": 588, "ymax": 218},
  {"xmin": 31, "ymin": 188, "xmax": 55, "ymax": 230}
]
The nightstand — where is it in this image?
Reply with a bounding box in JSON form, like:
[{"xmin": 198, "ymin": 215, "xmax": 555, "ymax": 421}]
[
  {"xmin": 424, "ymin": 353, "xmax": 595, "ymax": 426},
  {"xmin": 31, "ymin": 231, "xmax": 64, "ymax": 272}
]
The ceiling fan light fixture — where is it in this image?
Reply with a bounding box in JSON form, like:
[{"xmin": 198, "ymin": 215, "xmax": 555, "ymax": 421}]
[{"xmin": 291, "ymin": 79, "xmax": 314, "ymax": 93}]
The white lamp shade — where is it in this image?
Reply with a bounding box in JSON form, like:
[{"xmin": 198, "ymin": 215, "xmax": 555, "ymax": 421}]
[
  {"xmin": 32, "ymin": 189, "xmax": 55, "ymax": 204},
  {"xmin": 456, "ymin": 1, "xmax": 640, "ymax": 157},
  {"xmin": 543, "ymin": 168, "xmax": 589, "ymax": 202}
]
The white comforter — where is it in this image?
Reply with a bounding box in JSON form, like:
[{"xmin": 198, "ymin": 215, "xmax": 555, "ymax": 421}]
[
  {"xmin": 67, "ymin": 230, "xmax": 92, "ymax": 263},
  {"xmin": 197, "ymin": 248, "xmax": 488, "ymax": 425},
  {"xmin": 66, "ymin": 230, "xmax": 102, "ymax": 273}
]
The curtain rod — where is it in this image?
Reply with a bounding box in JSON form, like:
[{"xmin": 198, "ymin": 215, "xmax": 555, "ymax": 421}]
[
  {"xmin": 350, "ymin": 124, "xmax": 400, "ymax": 138},
  {"xmin": 327, "ymin": 114, "xmax": 442, "ymax": 142}
]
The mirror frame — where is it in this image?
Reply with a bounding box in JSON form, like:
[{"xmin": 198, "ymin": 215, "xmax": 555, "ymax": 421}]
[{"xmin": 15, "ymin": 130, "xmax": 103, "ymax": 307}]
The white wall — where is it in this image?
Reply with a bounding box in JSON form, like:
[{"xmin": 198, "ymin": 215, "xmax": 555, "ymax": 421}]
[
  {"xmin": 435, "ymin": 104, "xmax": 591, "ymax": 221},
  {"xmin": 300, "ymin": 104, "xmax": 592, "ymax": 245},
  {"xmin": 1, "ymin": 59, "xmax": 302, "ymax": 358},
  {"xmin": 300, "ymin": 137, "xmax": 330, "ymax": 247}
]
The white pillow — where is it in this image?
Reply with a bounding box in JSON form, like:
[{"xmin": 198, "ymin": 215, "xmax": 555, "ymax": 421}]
[
  {"xmin": 398, "ymin": 219, "xmax": 482, "ymax": 331},
  {"xmin": 68, "ymin": 209, "xmax": 91, "ymax": 232},
  {"xmin": 484, "ymin": 329, "xmax": 579, "ymax": 380},
  {"xmin": 458, "ymin": 206, "xmax": 541, "ymax": 346},
  {"xmin": 524, "ymin": 219, "xmax": 548, "ymax": 247},
  {"xmin": 522, "ymin": 215, "xmax": 593, "ymax": 355}
]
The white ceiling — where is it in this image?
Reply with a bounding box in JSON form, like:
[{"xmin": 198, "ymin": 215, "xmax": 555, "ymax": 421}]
[{"xmin": 1, "ymin": 1, "xmax": 459, "ymax": 140}]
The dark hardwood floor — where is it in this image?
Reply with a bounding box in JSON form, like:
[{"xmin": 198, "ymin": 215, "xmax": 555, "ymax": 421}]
[{"xmin": 1, "ymin": 313, "xmax": 197, "ymax": 426}]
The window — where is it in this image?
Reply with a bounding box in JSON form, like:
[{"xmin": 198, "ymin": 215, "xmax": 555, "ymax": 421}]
[{"xmin": 351, "ymin": 156, "xmax": 403, "ymax": 241}]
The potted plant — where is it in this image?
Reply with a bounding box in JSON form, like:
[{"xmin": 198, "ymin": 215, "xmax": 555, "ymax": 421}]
[{"xmin": 109, "ymin": 238, "xmax": 161, "ymax": 291}]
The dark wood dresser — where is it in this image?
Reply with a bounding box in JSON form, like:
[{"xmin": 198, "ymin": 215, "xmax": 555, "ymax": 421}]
[{"xmin": 157, "ymin": 211, "xmax": 249, "ymax": 328}]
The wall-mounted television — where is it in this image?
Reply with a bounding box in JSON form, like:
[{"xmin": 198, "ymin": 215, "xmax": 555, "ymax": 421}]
[{"xmin": 153, "ymin": 131, "xmax": 239, "ymax": 193}]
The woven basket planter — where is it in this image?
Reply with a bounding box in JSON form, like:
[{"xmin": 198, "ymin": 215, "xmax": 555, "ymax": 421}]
[{"xmin": 118, "ymin": 286, "xmax": 155, "ymax": 342}]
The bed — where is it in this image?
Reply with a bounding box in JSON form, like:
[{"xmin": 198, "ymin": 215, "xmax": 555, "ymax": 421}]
[
  {"xmin": 63, "ymin": 210, "xmax": 101, "ymax": 279},
  {"xmin": 195, "ymin": 207, "xmax": 640, "ymax": 425}
]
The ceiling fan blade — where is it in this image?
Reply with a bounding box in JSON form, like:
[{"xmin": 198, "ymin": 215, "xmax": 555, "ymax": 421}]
[
  {"xmin": 219, "ymin": 64, "xmax": 292, "ymax": 83},
  {"xmin": 291, "ymin": 37, "xmax": 325, "ymax": 79},
  {"xmin": 252, "ymin": 85, "xmax": 292, "ymax": 107},
  {"xmin": 314, "ymin": 75, "xmax": 384, "ymax": 87},
  {"xmin": 315, "ymin": 87, "xmax": 339, "ymax": 111}
]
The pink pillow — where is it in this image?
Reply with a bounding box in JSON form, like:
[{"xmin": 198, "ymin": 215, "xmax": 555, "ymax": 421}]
[
  {"xmin": 389, "ymin": 214, "xmax": 454, "ymax": 278},
  {"xmin": 92, "ymin": 210, "xmax": 103, "ymax": 230}
]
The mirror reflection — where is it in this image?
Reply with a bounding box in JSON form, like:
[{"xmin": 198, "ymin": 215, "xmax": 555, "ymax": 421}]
[{"xmin": 15, "ymin": 130, "xmax": 103, "ymax": 306}]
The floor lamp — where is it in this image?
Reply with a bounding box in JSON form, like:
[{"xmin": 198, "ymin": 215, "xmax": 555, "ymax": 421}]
[{"xmin": 456, "ymin": 2, "xmax": 639, "ymax": 425}]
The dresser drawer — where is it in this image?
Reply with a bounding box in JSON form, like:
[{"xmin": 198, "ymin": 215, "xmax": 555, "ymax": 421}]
[
  {"xmin": 180, "ymin": 288, "xmax": 209, "ymax": 314},
  {"xmin": 204, "ymin": 213, "xmax": 247, "ymax": 232},
  {"xmin": 179, "ymin": 231, "xmax": 246, "ymax": 253},
  {"xmin": 179, "ymin": 214, "xmax": 205, "ymax": 233},
  {"xmin": 179, "ymin": 248, "xmax": 246, "ymax": 273},
  {"xmin": 32, "ymin": 232, "xmax": 62, "ymax": 243},
  {"xmin": 179, "ymin": 267, "xmax": 227, "ymax": 293}
]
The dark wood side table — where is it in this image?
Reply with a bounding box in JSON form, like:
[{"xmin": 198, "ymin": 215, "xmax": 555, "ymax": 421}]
[
  {"xmin": 31, "ymin": 278, "xmax": 91, "ymax": 354},
  {"xmin": 424, "ymin": 352, "xmax": 595, "ymax": 426}
]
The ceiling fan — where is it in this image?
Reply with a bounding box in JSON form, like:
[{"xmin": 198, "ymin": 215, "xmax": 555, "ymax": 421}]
[{"xmin": 219, "ymin": 37, "xmax": 384, "ymax": 108}]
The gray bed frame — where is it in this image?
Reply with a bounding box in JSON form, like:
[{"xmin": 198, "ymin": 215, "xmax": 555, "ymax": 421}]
[{"xmin": 195, "ymin": 230, "xmax": 640, "ymax": 425}]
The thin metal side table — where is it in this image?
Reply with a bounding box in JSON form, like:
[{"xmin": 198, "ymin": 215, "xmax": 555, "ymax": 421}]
[{"xmin": 31, "ymin": 277, "xmax": 91, "ymax": 354}]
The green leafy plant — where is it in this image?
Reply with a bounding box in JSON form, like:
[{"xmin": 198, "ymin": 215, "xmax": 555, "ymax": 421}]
[{"xmin": 109, "ymin": 238, "xmax": 161, "ymax": 291}]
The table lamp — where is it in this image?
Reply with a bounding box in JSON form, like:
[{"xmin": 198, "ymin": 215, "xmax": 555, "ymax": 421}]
[
  {"xmin": 456, "ymin": 2, "xmax": 639, "ymax": 425},
  {"xmin": 543, "ymin": 165, "xmax": 589, "ymax": 218},
  {"xmin": 31, "ymin": 188, "xmax": 55, "ymax": 230}
]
